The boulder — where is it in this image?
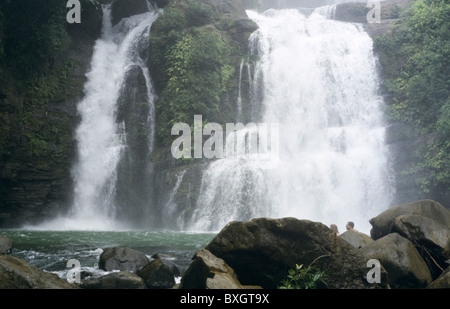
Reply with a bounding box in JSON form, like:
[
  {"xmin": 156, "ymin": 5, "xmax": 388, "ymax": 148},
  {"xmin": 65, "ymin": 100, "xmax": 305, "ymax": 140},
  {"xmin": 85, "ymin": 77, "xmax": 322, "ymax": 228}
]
[
  {"xmin": 81, "ymin": 271, "xmax": 146, "ymax": 289},
  {"xmin": 340, "ymin": 230, "xmax": 374, "ymax": 249},
  {"xmin": 205, "ymin": 217, "xmax": 389, "ymax": 289},
  {"xmin": 227, "ymin": 18, "xmax": 259, "ymax": 45},
  {"xmin": 0, "ymin": 235, "xmax": 13, "ymax": 255},
  {"xmin": 99, "ymin": 247, "xmax": 149, "ymax": 273},
  {"xmin": 151, "ymin": 254, "xmax": 181, "ymax": 278},
  {"xmin": 360, "ymin": 233, "xmax": 432, "ymax": 288},
  {"xmin": 0, "ymin": 255, "xmax": 78, "ymax": 289},
  {"xmin": 428, "ymin": 267, "xmax": 450, "ymax": 289},
  {"xmin": 179, "ymin": 249, "xmax": 262, "ymax": 289},
  {"xmin": 392, "ymin": 214, "xmax": 450, "ymax": 279},
  {"xmin": 370, "ymin": 200, "xmax": 450, "ymax": 240},
  {"xmin": 370, "ymin": 199, "xmax": 450, "ymax": 278},
  {"xmin": 136, "ymin": 259, "xmax": 176, "ymax": 289}
]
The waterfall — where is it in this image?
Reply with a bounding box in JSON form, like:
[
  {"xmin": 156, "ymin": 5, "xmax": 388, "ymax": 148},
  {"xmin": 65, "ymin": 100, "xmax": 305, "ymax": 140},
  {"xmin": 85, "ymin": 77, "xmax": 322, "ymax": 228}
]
[
  {"xmin": 188, "ymin": 7, "xmax": 394, "ymax": 233},
  {"xmin": 236, "ymin": 59, "xmax": 244, "ymax": 122},
  {"xmin": 33, "ymin": 6, "xmax": 159, "ymax": 230}
]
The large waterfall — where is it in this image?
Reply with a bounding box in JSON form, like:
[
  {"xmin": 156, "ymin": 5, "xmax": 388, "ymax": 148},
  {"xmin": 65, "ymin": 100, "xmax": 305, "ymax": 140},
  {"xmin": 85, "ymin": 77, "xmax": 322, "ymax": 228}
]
[
  {"xmin": 33, "ymin": 6, "xmax": 159, "ymax": 230},
  {"xmin": 188, "ymin": 7, "xmax": 394, "ymax": 233},
  {"xmin": 28, "ymin": 4, "xmax": 394, "ymax": 233}
]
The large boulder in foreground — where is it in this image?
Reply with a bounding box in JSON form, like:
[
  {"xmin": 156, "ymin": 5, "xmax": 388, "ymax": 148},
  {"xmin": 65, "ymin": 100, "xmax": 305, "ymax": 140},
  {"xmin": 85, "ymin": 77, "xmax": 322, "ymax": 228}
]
[
  {"xmin": 369, "ymin": 199, "xmax": 450, "ymax": 278},
  {"xmin": 179, "ymin": 249, "xmax": 262, "ymax": 289},
  {"xmin": 340, "ymin": 230, "xmax": 374, "ymax": 249},
  {"xmin": 205, "ymin": 217, "xmax": 388, "ymax": 289},
  {"xmin": 370, "ymin": 200, "xmax": 450, "ymax": 240},
  {"xmin": 0, "ymin": 255, "xmax": 78, "ymax": 289},
  {"xmin": 136, "ymin": 259, "xmax": 176, "ymax": 289},
  {"xmin": 392, "ymin": 214, "xmax": 449, "ymax": 277},
  {"xmin": 99, "ymin": 247, "xmax": 149, "ymax": 273},
  {"xmin": 360, "ymin": 233, "xmax": 432, "ymax": 288},
  {"xmin": 0, "ymin": 235, "xmax": 13, "ymax": 255}
]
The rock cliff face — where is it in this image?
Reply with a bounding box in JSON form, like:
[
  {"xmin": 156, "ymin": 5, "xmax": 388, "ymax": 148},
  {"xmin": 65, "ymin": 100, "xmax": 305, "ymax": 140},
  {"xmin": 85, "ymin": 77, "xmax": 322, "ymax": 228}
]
[{"xmin": 0, "ymin": 0, "xmax": 104, "ymax": 227}]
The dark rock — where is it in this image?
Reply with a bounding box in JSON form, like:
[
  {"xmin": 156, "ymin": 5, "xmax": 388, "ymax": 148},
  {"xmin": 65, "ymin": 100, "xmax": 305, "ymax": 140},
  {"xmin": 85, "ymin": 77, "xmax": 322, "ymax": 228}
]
[
  {"xmin": 111, "ymin": 0, "xmax": 150, "ymax": 26},
  {"xmin": 154, "ymin": 162, "xmax": 209, "ymax": 229},
  {"xmin": 151, "ymin": 253, "xmax": 175, "ymax": 260},
  {"xmin": 149, "ymin": 253, "xmax": 182, "ymax": 277},
  {"xmin": 205, "ymin": 217, "xmax": 389, "ymax": 289},
  {"xmin": 0, "ymin": 235, "xmax": 13, "ymax": 255},
  {"xmin": 0, "ymin": 255, "xmax": 78, "ymax": 289},
  {"xmin": 384, "ymin": 125, "xmax": 435, "ymax": 207},
  {"xmin": 81, "ymin": 271, "xmax": 146, "ymax": 289},
  {"xmin": 340, "ymin": 230, "xmax": 374, "ymax": 249},
  {"xmin": 180, "ymin": 249, "xmax": 262, "ymax": 289},
  {"xmin": 67, "ymin": 0, "xmax": 104, "ymax": 42},
  {"xmin": 114, "ymin": 65, "xmax": 154, "ymax": 227},
  {"xmin": 392, "ymin": 214, "xmax": 450, "ymax": 279},
  {"xmin": 227, "ymin": 18, "xmax": 259, "ymax": 45},
  {"xmin": 370, "ymin": 200, "xmax": 450, "ymax": 240},
  {"xmin": 99, "ymin": 247, "xmax": 149, "ymax": 272},
  {"xmin": 0, "ymin": 1, "xmax": 104, "ymax": 228},
  {"xmin": 370, "ymin": 200, "xmax": 450, "ymax": 281},
  {"xmin": 136, "ymin": 259, "xmax": 175, "ymax": 289},
  {"xmin": 153, "ymin": 0, "xmax": 169, "ymax": 8},
  {"xmin": 360, "ymin": 233, "xmax": 432, "ymax": 288},
  {"xmin": 392, "ymin": 214, "xmax": 450, "ymax": 258}
]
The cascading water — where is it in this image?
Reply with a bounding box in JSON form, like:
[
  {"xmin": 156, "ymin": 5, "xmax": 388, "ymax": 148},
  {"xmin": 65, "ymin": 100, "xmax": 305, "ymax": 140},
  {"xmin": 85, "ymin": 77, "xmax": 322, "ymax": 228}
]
[
  {"xmin": 33, "ymin": 6, "xmax": 159, "ymax": 230},
  {"xmin": 188, "ymin": 7, "xmax": 394, "ymax": 233}
]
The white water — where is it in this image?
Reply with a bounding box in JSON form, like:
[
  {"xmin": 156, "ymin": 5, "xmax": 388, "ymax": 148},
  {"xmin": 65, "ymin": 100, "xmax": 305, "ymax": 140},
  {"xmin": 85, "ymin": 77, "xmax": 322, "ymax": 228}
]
[
  {"xmin": 28, "ymin": 7, "xmax": 159, "ymax": 231},
  {"xmin": 188, "ymin": 7, "xmax": 394, "ymax": 234}
]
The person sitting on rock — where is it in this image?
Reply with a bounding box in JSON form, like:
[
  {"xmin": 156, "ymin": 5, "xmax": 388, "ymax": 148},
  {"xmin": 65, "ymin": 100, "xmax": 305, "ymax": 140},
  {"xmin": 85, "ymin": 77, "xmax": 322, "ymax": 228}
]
[
  {"xmin": 346, "ymin": 221, "xmax": 358, "ymax": 232},
  {"xmin": 330, "ymin": 224, "xmax": 340, "ymax": 236}
]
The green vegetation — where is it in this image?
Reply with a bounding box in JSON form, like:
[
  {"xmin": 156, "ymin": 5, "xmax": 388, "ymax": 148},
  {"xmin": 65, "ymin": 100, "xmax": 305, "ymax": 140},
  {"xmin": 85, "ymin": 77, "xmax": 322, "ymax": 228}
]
[
  {"xmin": 0, "ymin": 0, "xmax": 103, "ymax": 178},
  {"xmin": 374, "ymin": 0, "xmax": 450, "ymax": 197},
  {"xmin": 278, "ymin": 264, "xmax": 326, "ymax": 289},
  {"xmin": 149, "ymin": 1, "xmax": 239, "ymax": 147},
  {"xmin": 1, "ymin": 0, "xmax": 70, "ymax": 78}
]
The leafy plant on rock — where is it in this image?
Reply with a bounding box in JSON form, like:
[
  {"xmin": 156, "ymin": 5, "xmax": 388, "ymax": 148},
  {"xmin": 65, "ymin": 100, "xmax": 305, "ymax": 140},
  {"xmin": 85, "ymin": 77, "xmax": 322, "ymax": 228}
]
[{"xmin": 278, "ymin": 264, "xmax": 326, "ymax": 289}]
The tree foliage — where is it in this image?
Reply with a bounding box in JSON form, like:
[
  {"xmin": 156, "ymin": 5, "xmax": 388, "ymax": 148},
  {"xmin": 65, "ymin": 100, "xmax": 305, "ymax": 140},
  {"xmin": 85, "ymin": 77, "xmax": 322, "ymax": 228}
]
[
  {"xmin": 149, "ymin": 1, "xmax": 236, "ymax": 147},
  {"xmin": 1, "ymin": 0, "xmax": 70, "ymax": 78},
  {"xmin": 374, "ymin": 0, "xmax": 450, "ymax": 197}
]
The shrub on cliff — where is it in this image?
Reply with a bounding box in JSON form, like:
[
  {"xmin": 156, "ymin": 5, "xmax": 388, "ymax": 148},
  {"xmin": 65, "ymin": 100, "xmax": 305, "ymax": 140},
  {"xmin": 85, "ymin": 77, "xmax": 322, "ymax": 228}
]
[{"xmin": 149, "ymin": 0, "xmax": 249, "ymax": 147}]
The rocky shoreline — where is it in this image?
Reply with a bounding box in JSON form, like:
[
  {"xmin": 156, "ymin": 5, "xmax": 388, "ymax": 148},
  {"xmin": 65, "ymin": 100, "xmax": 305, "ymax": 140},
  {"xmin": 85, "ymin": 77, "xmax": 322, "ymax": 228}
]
[{"xmin": 0, "ymin": 199, "xmax": 449, "ymax": 289}]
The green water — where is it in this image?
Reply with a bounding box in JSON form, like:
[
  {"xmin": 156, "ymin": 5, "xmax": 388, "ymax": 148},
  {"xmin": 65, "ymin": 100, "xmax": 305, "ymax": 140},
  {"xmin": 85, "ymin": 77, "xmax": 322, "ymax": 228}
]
[{"xmin": 0, "ymin": 230, "xmax": 216, "ymax": 280}]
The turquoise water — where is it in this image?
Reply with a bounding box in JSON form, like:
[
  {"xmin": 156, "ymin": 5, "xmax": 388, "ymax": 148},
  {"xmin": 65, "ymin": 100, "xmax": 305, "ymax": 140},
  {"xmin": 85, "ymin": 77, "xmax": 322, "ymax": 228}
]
[{"xmin": 0, "ymin": 230, "xmax": 216, "ymax": 280}]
